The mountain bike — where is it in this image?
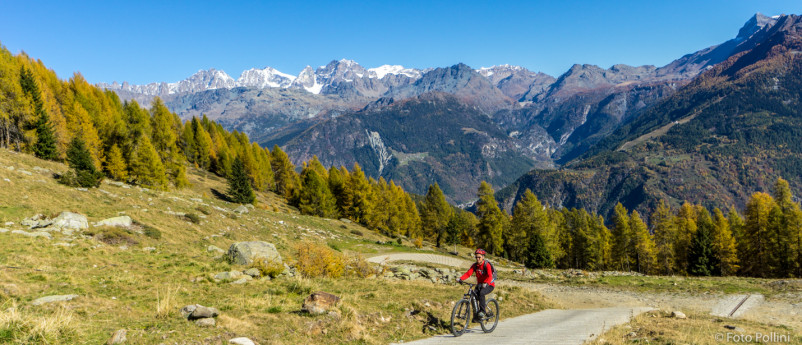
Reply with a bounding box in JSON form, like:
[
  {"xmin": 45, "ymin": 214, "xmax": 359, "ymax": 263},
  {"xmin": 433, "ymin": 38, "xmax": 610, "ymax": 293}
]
[{"xmin": 450, "ymin": 282, "xmax": 499, "ymax": 336}]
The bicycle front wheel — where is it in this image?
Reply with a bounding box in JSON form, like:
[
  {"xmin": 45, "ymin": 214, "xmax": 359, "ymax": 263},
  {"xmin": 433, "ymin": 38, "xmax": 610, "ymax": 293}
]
[
  {"xmin": 450, "ymin": 299, "xmax": 470, "ymax": 336},
  {"xmin": 479, "ymin": 299, "xmax": 499, "ymax": 333}
]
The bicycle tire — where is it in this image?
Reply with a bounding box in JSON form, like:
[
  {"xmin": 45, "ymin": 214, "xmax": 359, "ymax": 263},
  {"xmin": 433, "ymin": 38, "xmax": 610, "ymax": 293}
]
[
  {"xmin": 450, "ymin": 298, "xmax": 471, "ymax": 336},
  {"xmin": 479, "ymin": 299, "xmax": 499, "ymax": 333}
]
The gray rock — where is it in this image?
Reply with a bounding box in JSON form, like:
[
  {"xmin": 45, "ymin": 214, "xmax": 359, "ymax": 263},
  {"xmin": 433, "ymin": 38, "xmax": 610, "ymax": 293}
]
[
  {"xmin": 214, "ymin": 271, "xmax": 244, "ymax": 281},
  {"xmin": 231, "ymin": 278, "xmax": 249, "ymax": 285},
  {"xmin": 234, "ymin": 205, "xmax": 249, "ymax": 214},
  {"xmin": 50, "ymin": 212, "xmax": 88, "ymax": 230},
  {"xmin": 226, "ymin": 241, "xmax": 282, "ymax": 266},
  {"xmin": 207, "ymin": 245, "xmax": 225, "ymax": 254},
  {"xmin": 671, "ymin": 310, "xmax": 687, "ymax": 319},
  {"xmin": 53, "ymin": 243, "xmax": 75, "ymax": 247},
  {"xmin": 3, "ymin": 221, "xmax": 13, "ymax": 226},
  {"xmin": 243, "ymin": 268, "xmax": 262, "ymax": 278},
  {"xmin": 229, "ymin": 337, "xmax": 256, "ymax": 345},
  {"xmin": 32, "ymin": 294, "xmax": 79, "ymax": 306},
  {"xmin": 2, "ymin": 283, "xmax": 20, "ymax": 297},
  {"xmin": 302, "ymin": 292, "xmax": 340, "ymax": 315},
  {"xmin": 18, "ymin": 169, "xmax": 32, "ymax": 175},
  {"xmin": 194, "ymin": 317, "xmax": 216, "ymax": 327},
  {"xmin": 339, "ymin": 218, "xmax": 352, "ymax": 223},
  {"xmin": 0, "ymin": 228, "xmax": 8, "ymax": 233},
  {"xmin": 21, "ymin": 214, "xmax": 47, "ymax": 228},
  {"xmin": 191, "ymin": 305, "xmax": 220, "ymax": 319},
  {"xmin": 143, "ymin": 247, "xmax": 156, "ymax": 252},
  {"xmin": 94, "ymin": 216, "xmax": 132, "ymax": 228},
  {"xmin": 12, "ymin": 230, "xmax": 52, "ymax": 239},
  {"xmin": 180, "ymin": 305, "xmax": 198, "ymax": 318},
  {"xmin": 107, "ymin": 329, "xmax": 127, "ymax": 344}
]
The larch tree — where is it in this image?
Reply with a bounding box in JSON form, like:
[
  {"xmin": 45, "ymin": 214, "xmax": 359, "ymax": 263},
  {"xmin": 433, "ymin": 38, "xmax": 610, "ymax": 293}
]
[
  {"xmin": 742, "ymin": 192, "xmax": 776, "ymax": 277},
  {"xmin": 631, "ymin": 210, "xmax": 657, "ymax": 274},
  {"xmin": 611, "ymin": 203, "xmax": 632, "ymax": 271},
  {"xmin": 270, "ymin": 145, "xmax": 298, "ymax": 197},
  {"xmin": 712, "ymin": 208, "xmax": 739, "ymax": 276},
  {"xmin": 651, "ymin": 200, "xmax": 677, "ymax": 275},
  {"xmin": 104, "ymin": 143, "xmax": 128, "ymax": 181},
  {"xmin": 674, "ymin": 202, "xmax": 698, "ymax": 274},
  {"xmin": 475, "ymin": 181, "xmax": 506, "ymax": 255},
  {"xmin": 129, "ymin": 136, "xmax": 168, "ymax": 190},
  {"xmin": 420, "ymin": 183, "xmax": 452, "ymax": 247}
]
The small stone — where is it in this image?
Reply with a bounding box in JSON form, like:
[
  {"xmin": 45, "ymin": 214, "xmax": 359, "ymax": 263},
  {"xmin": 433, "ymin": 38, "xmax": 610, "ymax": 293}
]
[
  {"xmin": 53, "ymin": 243, "xmax": 75, "ymax": 247},
  {"xmin": 2, "ymin": 283, "xmax": 20, "ymax": 296},
  {"xmin": 207, "ymin": 245, "xmax": 225, "ymax": 254},
  {"xmin": 243, "ymin": 268, "xmax": 262, "ymax": 278},
  {"xmin": 671, "ymin": 311, "xmax": 687, "ymax": 319},
  {"xmin": 180, "ymin": 305, "xmax": 198, "ymax": 319},
  {"xmin": 31, "ymin": 294, "xmax": 79, "ymax": 306},
  {"xmin": 195, "ymin": 317, "xmax": 216, "ymax": 327},
  {"xmin": 189, "ymin": 305, "xmax": 220, "ymax": 319},
  {"xmin": 94, "ymin": 216, "xmax": 133, "ymax": 228},
  {"xmin": 76, "ymin": 187, "xmax": 88, "ymax": 192},
  {"xmin": 214, "ymin": 271, "xmax": 244, "ymax": 281},
  {"xmin": 143, "ymin": 247, "xmax": 156, "ymax": 252},
  {"xmin": 229, "ymin": 337, "xmax": 256, "ymax": 345},
  {"xmin": 107, "ymin": 329, "xmax": 127, "ymax": 344},
  {"xmin": 12, "ymin": 230, "xmax": 52, "ymax": 239},
  {"xmin": 231, "ymin": 278, "xmax": 249, "ymax": 285},
  {"xmin": 234, "ymin": 205, "xmax": 249, "ymax": 214},
  {"xmin": 18, "ymin": 169, "xmax": 32, "ymax": 175},
  {"xmin": 0, "ymin": 228, "xmax": 8, "ymax": 234},
  {"xmin": 3, "ymin": 222, "xmax": 12, "ymax": 226}
]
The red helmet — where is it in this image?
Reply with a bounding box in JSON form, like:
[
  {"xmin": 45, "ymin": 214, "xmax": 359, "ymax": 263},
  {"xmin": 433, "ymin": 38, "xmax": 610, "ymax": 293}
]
[{"xmin": 474, "ymin": 248, "xmax": 486, "ymax": 255}]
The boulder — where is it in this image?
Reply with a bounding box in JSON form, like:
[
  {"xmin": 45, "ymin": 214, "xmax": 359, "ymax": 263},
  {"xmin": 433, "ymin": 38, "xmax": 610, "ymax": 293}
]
[
  {"xmin": 195, "ymin": 318, "xmax": 216, "ymax": 327},
  {"xmin": 234, "ymin": 205, "xmax": 249, "ymax": 214},
  {"xmin": 50, "ymin": 212, "xmax": 88, "ymax": 230},
  {"xmin": 94, "ymin": 216, "xmax": 132, "ymax": 228},
  {"xmin": 226, "ymin": 241, "xmax": 282, "ymax": 266},
  {"xmin": 32, "ymin": 294, "xmax": 79, "ymax": 306},
  {"xmin": 302, "ymin": 292, "xmax": 340, "ymax": 315},
  {"xmin": 671, "ymin": 310, "xmax": 687, "ymax": 319},
  {"xmin": 107, "ymin": 329, "xmax": 127, "ymax": 344},
  {"xmin": 229, "ymin": 338, "xmax": 256, "ymax": 345}
]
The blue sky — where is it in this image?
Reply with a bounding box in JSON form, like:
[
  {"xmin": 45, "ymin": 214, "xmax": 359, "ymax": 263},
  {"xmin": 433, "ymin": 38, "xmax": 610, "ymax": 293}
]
[{"xmin": 1, "ymin": 1, "xmax": 800, "ymax": 84}]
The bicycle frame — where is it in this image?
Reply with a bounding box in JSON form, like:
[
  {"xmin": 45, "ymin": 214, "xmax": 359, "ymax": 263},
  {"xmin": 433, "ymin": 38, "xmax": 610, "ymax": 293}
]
[{"xmin": 461, "ymin": 283, "xmax": 481, "ymax": 316}]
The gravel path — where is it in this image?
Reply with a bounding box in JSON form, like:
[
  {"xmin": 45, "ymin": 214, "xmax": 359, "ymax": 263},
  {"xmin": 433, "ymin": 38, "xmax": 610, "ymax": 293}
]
[
  {"xmin": 393, "ymin": 307, "xmax": 653, "ymax": 345},
  {"xmin": 367, "ymin": 253, "xmax": 474, "ymax": 268}
]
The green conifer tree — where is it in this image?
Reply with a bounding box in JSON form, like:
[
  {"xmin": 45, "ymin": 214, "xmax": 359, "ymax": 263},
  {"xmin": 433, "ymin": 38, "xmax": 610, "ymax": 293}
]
[
  {"xmin": 228, "ymin": 156, "xmax": 255, "ymax": 204},
  {"xmin": 298, "ymin": 166, "xmax": 338, "ymax": 218},
  {"xmin": 61, "ymin": 136, "xmax": 103, "ymax": 187},
  {"xmin": 525, "ymin": 231, "xmax": 554, "ymax": 269},
  {"xmin": 688, "ymin": 209, "xmax": 716, "ymax": 276}
]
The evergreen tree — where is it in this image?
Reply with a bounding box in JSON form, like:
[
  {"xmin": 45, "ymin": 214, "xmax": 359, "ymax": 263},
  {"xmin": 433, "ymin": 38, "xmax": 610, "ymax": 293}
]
[
  {"xmin": 525, "ymin": 231, "xmax": 554, "ymax": 269},
  {"xmin": 420, "ymin": 183, "xmax": 452, "ymax": 247},
  {"xmin": 61, "ymin": 136, "xmax": 103, "ymax": 187},
  {"xmin": 228, "ymin": 156, "xmax": 255, "ymax": 204},
  {"xmin": 104, "ymin": 144, "xmax": 128, "ymax": 181},
  {"xmin": 711, "ymin": 208, "xmax": 739, "ymax": 276},
  {"xmin": 20, "ymin": 67, "xmax": 58, "ymax": 160},
  {"xmin": 298, "ymin": 165, "xmax": 338, "ymax": 218},
  {"xmin": 688, "ymin": 209, "xmax": 716, "ymax": 276},
  {"xmin": 476, "ymin": 181, "xmax": 506, "ymax": 255}
]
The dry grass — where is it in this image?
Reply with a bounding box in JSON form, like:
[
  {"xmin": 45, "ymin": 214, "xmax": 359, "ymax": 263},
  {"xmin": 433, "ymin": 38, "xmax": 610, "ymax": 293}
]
[
  {"xmin": 0, "ymin": 301, "xmax": 78, "ymax": 344},
  {"xmin": 0, "ymin": 148, "xmax": 549, "ymax": 344},
  {"xmin": 155, "ymin": 285, "xmax": 180, "ymax": 319},
  {"xmin": 586, "ymin": 310, "xmax": 799, "ymax": 345}
]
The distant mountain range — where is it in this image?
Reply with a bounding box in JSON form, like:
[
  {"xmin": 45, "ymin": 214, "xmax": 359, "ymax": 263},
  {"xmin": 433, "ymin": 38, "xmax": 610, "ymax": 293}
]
[{"xmin": 100, "ymin": 13, "xmax": 792, "ymax": 208}]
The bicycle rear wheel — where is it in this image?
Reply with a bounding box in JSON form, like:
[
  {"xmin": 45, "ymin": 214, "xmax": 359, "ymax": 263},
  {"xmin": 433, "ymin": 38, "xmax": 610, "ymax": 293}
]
[
  {"xmin": 479, "ymin": 299, "xmax": 499, "ymax": 333},
  {"xmin": 450, "ymin": 299, "xmax": 471, "ymax": 336}
]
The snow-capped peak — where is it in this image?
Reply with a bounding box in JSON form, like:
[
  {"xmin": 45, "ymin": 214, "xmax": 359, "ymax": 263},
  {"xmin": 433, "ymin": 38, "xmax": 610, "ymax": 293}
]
[
  {"xmin": 237, "ymin": 67, "xmax": 296, "ymax": 88},
  {"xmin": 368, "ymin": 65, "xmax": 422, "ymax": 79}
]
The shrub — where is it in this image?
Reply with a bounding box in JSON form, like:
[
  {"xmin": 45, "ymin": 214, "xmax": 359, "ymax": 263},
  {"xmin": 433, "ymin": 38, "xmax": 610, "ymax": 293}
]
[
  {"xmin": 345, "ymin": 253, "xmax": 375, "ymax": 278},
  {"xmin": 142, "ymin": 225, "xmax": 162, "ymax": 239},
  {"xmin": 195, "ymin": 206, "xmax": 211, "ymax": 215},
  {"xmin": 414, "ymin": 237, "xmax": 423, "ymax": 249},
  {"xmin": 85, "ymin": 227, "xmax": 138, "ymax": 245},
  {"xmin": 184, "ymin": 213, "xmax": 201, "ymax": 224},
  {"xmin": 396, "ymin": 238, "xmax": 402, "ymax": 245},
  {"xmin": 350, "ymin": 229, "xmax": 363, "ymax": 236},
  {"xmin": 267, "ymin": 306, "xmax": 282, "ymax": 313},
  {"xmin": 250, "ymin": 258, "xmax": 284, "ymax": 278},
  {"xmin": 294, "ymin": 241, "xmax": 345, "ymax": 278}
]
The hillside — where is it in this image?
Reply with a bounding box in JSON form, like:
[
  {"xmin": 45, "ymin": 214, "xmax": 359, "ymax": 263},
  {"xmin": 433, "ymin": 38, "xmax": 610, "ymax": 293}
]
[
  {"xmin": 279, "ymin": 92, "xmax": 553, "ymax": 204},
  {"xmin": 0, "ymin": 148, "xmax": 546, "ymax": 344},
  {"xmin": 498, "ymin": 14, "xmax": 802, "ymax": 218}
]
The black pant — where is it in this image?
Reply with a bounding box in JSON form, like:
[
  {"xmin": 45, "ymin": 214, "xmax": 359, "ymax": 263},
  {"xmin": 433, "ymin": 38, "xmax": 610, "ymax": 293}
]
[{"xmin": 475, "ymin": 284, "xmax": 494, "ymax": 313}]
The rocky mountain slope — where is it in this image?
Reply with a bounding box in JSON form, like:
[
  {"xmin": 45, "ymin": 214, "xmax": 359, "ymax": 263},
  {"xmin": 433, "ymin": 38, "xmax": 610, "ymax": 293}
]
[{"xmin": 497, "ymin": 13, "xmax": 802, "ymax": 219}]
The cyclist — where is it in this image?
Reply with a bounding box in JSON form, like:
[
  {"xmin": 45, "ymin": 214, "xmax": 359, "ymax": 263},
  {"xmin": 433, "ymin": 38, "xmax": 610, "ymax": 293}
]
[{"xmin": 457, "ymin": 248, "xmax": 495, "ymax": 319}]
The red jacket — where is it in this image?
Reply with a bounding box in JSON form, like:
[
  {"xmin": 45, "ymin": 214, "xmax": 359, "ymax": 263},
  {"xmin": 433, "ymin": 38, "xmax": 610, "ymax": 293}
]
[{"xmin": 460, "ymin": 260, "xmax": 495, "ymax": 287}]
